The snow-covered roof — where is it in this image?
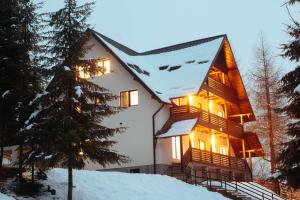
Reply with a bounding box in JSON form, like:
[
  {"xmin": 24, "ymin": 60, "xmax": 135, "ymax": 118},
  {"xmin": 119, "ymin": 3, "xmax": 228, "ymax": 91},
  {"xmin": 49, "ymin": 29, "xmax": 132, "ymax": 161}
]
[
  {"xmin": 91, "ymin": 30, "xmax": 225, "ymax": 103},
  {"xmin": 158, "ymin": 118, "xmax": 198, "ymax": 138}
]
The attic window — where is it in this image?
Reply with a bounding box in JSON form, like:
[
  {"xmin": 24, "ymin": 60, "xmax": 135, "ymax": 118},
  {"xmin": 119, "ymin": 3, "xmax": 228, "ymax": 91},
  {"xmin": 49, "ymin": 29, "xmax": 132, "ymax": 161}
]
[
  {"xmin": 159, "ymin": 65, "xmax": 169, "ymax": 70},
  {"xmin": 156, "ymin": 91, "xmax": 162, "ymax": 94},
  {"xmin": 185, "ymin": 60, "xmax": 195, "ymax": 64},
  {"xmin": 97, "ymin": 59, "xmax": 111, "ymax": 75},
  {"xmin": 127, "ymin": 63, "xmax": 150, "ymax": 76},
  {"xmin": 168, "ymin": 65, "xmax": 181, "ymax": 72},
  {"xmin": 198, "ymin": 60, "xmax": 209, "ymax": 64}
]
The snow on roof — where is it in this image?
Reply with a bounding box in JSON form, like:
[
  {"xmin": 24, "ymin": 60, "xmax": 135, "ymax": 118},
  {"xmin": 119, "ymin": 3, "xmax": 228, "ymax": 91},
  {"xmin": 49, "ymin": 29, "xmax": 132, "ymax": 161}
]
[
  {"xmin": 158, "ymin": 118, "xmax": 198, "ymax": 138},
  {"xmin": 93, "ymin": 31, "xmax": 224, "ymax": 103}
]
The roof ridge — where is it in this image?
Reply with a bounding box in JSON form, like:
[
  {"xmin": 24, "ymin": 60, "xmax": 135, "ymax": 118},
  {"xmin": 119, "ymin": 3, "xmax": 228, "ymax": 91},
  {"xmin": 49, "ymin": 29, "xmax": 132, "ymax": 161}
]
[
  {"xmin": 140, "ymin": 34, "xmax": 226, "ymax": 55},
  {"xmin": 89, "ymin": 28, "xmax": 226, "ymax": 56},
  {"xmin": 89, "ymin": 29, "xmax": 139, "ymax": 56}
]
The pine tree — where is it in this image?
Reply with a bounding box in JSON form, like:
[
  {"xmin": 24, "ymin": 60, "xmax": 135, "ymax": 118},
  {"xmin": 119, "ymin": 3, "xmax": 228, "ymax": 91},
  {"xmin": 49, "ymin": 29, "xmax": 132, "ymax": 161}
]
[
  {"xmin": 245, "ymin": 35, "xmax": 288, "ymax": 192},
  {"xmin": 0, "ymin": 0, "xmax": 41, "ymax": 175},
  {"xmin": 24, "ymin": 1, "xmax": 127, "ymax": 199},
  {"xmin": 277, "ymin": 0, "xmax": 300, "ymax": 190}
]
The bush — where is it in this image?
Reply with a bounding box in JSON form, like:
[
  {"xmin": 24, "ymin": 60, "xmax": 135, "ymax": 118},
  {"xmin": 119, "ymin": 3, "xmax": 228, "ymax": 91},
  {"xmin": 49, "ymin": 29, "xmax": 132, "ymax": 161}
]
[{"xmin": 14, "ymin": 181, "xmax": 42, "ymax": 197}]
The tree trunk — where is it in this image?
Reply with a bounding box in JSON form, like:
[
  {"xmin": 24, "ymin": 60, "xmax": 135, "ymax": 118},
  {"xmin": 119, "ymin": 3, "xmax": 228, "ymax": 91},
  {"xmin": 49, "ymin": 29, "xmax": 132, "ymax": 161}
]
[
  {"xmin": 261, "ymin": 40, "xmax": 277, "ymax": 193},
  {"xmin": 0, "ymin": 123, "xmax": 4, "ymax": 168},
  {"xmin": 0, "ymin": 146, "xmax": 3, "ymax": 168},
  {"xmin": 19, "ymin": 144, "xmax": 23, "ymax": 182},
  {"xmin": 31, "ymin": 162, "xmax": 34, "ymax": 183},
  {"xmin": 67, "ymin": 158, "xmax": 73, "ymax": 200}
]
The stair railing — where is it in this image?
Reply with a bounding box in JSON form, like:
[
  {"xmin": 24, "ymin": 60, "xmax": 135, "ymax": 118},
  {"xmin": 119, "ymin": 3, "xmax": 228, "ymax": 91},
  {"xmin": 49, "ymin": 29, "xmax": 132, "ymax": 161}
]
[{"xmin": 187, "ymin": 167, "xmax": 283, "ymax": 200}]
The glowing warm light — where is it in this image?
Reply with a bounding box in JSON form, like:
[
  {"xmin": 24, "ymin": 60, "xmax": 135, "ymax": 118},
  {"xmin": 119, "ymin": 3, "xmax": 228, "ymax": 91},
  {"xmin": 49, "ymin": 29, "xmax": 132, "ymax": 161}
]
[
  {"xmin": 78, "ymin": 66, "xmax": 90, "ymax": 79},
  {"xmin": 79, "ymin": 148, "xmax": 84, "ymax": 156},
  {"xmin": 75, "ymin": 106, "xmax": 81, "ymax": 113},
  {"xmin": 211, "ymin": 133, "xmax": 216, "ymax": 153},
  {"xmin": 188, "ymin": 95, "xmax": 194, "ymax": 106},
  {"xmin": 129, "ymin": 90, "xmax": 139, "ymax": 106},
  {"xmin": 220, "ymin": 146, "xmax": 227, "ymax": 155},
  {"xmin": 172, "ymin": 136, "xmax": 181, "ymax": 159},
  {"xmin": 209, "ymin": 100, "xmax": 213, "ymax": 113},
  {"xmin": 200, "ymin": 140, "xmax": 205, "ymax": 150},
  {"xmin": 190, "ymin": 131, "xmax": 195, "ymax": 148},
  {"xmin": 97, "ymin": 59, "xmax": 111, "ymax": 74}
]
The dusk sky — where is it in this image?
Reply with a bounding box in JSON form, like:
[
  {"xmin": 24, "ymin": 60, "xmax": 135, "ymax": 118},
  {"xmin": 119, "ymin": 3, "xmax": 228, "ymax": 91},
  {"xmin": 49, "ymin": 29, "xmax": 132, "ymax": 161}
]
[{"xmin": 41, "ymin": 0, "xmax": 298, "ymax": 74}]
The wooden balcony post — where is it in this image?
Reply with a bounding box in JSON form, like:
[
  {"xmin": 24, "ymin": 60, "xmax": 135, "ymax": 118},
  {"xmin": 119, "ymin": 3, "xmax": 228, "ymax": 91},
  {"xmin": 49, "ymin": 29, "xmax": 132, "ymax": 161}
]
[
  {"xmin": 242, "ymin": 139, "xmax": 246, "ymax": 159},
  {"xmin": 180, "ymin": 135, "xmax": 183, "ymax": 172},
  {"xmin": 227, "ymin": 134, "xmax": 231, "ymax": 167},
  {"xmin": 189, "ymin": 134, "xmax": 193, "ymax": 162},
  {"xmin": 249, "ymin": 151, "xmax": 252, "ymax": 171}
]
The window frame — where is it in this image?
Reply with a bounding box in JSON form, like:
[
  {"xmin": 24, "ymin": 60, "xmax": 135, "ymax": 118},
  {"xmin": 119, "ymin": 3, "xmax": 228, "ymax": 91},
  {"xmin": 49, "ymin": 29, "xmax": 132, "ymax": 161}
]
[{"xmin": 119, "ymin": 89, "xmax": 139, "ymax": 108}]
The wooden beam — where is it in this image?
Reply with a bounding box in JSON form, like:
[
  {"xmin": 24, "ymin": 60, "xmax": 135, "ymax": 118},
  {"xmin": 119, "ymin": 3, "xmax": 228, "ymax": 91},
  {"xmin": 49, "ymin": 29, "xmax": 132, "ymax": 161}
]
[
  {"xmin": 242, "ymin": 139, "xmax": 246, "ymax": 159},
  {"xmin": 239, "ymin": 148, "xmax": 263, "ymax": 153},
  {"xmin": 180, "ymin": 136, "xmax": 183, "ymax": 172},
  {"xmin": 249, "ymin": 151, "xmax": 252, "ymax": 171},
  {"xmin": 228, "ymin": 113, "xmax": 253, "ymax": 118}
]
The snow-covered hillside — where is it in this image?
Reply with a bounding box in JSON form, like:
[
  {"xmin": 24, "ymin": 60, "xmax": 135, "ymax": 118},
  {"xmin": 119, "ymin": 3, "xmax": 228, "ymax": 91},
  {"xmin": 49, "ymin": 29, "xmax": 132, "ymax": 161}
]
[{"xmin": 2, "ymin": 168, "xmax": 229, "ymax": 200}]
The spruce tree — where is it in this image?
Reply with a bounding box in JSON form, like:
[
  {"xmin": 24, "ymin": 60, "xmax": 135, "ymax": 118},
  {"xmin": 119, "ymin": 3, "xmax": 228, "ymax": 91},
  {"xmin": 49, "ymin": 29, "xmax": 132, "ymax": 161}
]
[
  {"xmin": 277, "ymin": 0, "xmax": 300, "ymax": 190},
  {"xmin": 0, "ymin": 0, "xmax": 41, "ymax": 174},
  {"xmin": 24, "ymin": 1, "xmax": 126, "ymax": 199}
]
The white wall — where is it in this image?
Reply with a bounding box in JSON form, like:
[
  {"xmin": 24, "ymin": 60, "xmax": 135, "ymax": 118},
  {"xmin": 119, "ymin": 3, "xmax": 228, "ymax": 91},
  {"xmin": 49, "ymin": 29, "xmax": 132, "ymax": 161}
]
[{"xmin": 82, "ymin": 36, "xmax": 171, "ymax": 170}]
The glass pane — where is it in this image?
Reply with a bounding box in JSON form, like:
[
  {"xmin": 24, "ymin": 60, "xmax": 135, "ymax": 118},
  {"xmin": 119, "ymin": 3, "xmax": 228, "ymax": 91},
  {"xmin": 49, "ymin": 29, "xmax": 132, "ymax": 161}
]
[
  {"xmin": 130, "ymin": 90, "xmax": 138, "ymax": 106},
  {"xmin": 120, "ymin": 91, "xmax": 129, "ymax": 108},
  {"xmin": 104, "ymin": 60, "xmax": 111, "ymax": 74}
]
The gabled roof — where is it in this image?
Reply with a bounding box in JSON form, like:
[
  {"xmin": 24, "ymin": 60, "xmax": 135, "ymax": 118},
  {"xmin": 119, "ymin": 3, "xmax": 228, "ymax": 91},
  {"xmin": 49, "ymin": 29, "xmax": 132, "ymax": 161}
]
[{"xmin": 89, "ymin": 29, "xmax": 225, "ymax": 103}]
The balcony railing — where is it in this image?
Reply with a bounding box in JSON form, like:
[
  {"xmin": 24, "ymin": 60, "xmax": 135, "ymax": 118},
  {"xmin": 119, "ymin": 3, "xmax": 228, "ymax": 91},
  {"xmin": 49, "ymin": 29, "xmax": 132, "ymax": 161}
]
[
  {"xmin": 183, "ymin": 148, "xmax": 251, "ymax": 174},
  {"xmin": 202, "ymin": 77, "xmax": 239, "ymax": 104},
  {"xmin": 170, "ymin": 105, "xmax": 243, "ymax": 138}
]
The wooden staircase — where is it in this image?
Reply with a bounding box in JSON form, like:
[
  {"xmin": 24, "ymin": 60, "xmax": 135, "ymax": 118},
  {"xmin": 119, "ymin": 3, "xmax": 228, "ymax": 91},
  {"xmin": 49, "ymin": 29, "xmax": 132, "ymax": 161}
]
[{"xmin": 164, "ymin": 164, "xmax": 284, "ymax": 200}]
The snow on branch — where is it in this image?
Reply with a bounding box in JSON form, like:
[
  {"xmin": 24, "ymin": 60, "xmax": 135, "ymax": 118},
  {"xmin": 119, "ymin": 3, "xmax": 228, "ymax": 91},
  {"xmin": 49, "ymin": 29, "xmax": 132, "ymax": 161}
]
[
  {"xmin": 74, "ymin": 86, "xmax": 83, "ymax": 98},
  {"xmin": 29, "ymin": 91, "xmax": 49, "ymax": 106},
  {"xmin": 1, "ymin": 90, "xmax": 10, "ymax": 98}
]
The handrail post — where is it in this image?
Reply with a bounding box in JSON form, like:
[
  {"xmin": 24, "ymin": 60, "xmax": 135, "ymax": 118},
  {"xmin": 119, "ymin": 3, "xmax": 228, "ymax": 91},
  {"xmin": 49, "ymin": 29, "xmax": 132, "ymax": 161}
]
[
  {"xmin": 194, "ymin": 170, "xmax": 197, "ymax": 185},
  {"xmin": 224, "ymin": 176, "xmax": 227, "ymax": 194},
  {"xmin": 235, "ymin": 180, "xmax": 238, "ymax": 192},
  {"xmin": 262, "ymin": 193, "xmax": 264, "ymax": 200},
  {"xmin": 209, "ymin": 171, "xmax": 212, "ymax": 189},
  {"xmin": 272, "ymin": 193, "xmax": 273, "ymax": 200}
]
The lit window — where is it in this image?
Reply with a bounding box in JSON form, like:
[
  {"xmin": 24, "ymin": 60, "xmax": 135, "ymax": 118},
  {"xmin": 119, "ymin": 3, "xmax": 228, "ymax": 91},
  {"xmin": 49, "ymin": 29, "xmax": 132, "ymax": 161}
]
[
  {"xmin": 199, "ymin": 140, "xmax": 206, "ymax": 150},
  {"xmin": 209, "ymin": 100, "xmax": 213, "ymax": 113},
  {"xmin": 172, "ymin": 97, "xmax": 188, "ymax": 106},
  {"xmin": 188, "ymin": 95, "xmax": 194, "ymax": 106},
  {"xmin": 218, "ymin": 111, "xmax": 224, "ymax": 118},
  {"xmin": 97, "ymin": 59, "xmax": 111, "ymax": 75},
  {"xmin": 95, "ymin": 97, "xmax": 101, "ymax": 105},
  {"xmin": 220, "ymin": 145, "xmax": 227, "ymax": 155},
  {"xmin": 78, "ymin": 66, "xmax": 90, "ymax": 79},
  {"xmin": 172, "ymin": 136, "xmax": 181, "ymax": 159},
  {"xmin": 78, "ymin": 59, "xmax": 111, "ymax": 79},
  {"xmin": 120, "ymin": 90, "xmax": 138, "ymax": 108},
  {"xmin": 190, "ymin": 131, "xmax": 195, "ymax": 148},
  {"xmin": 130, "ymin": 90, "xmax": 138, "ymax": 106},
  {"xmin": 211, "ymin": 133, "xmax": 216, "ymax": 153}
]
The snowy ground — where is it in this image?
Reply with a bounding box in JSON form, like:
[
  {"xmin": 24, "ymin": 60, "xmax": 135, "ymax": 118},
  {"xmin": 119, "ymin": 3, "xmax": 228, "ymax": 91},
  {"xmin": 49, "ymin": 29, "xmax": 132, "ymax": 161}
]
[{"xmin": 1, "ymin": 168, "xmax": 229, "ymax": 200}]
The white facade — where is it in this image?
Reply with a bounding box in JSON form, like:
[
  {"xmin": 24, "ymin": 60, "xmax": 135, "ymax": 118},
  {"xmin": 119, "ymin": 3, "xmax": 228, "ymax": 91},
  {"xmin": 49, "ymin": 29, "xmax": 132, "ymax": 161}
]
[{"xmin": 83, "ymin": 36, "xmax": 170, "ymax": 171}]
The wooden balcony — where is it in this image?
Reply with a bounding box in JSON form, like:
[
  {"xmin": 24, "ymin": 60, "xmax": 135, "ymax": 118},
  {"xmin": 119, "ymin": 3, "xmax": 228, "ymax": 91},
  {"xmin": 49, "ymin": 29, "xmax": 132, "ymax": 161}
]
[
  {"xmin": 182, "ymin": 148, "xmax": 252, "ymax": 180},
  {"xmin": 202, "ymin": 77, "xmax": 239, "ymax": 105},
  {"xmin": 183, "ymin": 147, "xmax": 251, "ymax": 173},
  {"xmin": 170, "ymin": 105, "xmax": 243, "ymax": 138}
]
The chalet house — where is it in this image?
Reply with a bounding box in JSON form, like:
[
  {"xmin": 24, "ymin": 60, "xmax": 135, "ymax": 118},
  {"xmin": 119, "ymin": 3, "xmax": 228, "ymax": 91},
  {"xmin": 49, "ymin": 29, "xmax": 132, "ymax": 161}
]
[{"xmin": 81, "ymin": 29, "xmax": 263, "ymax": 181}]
